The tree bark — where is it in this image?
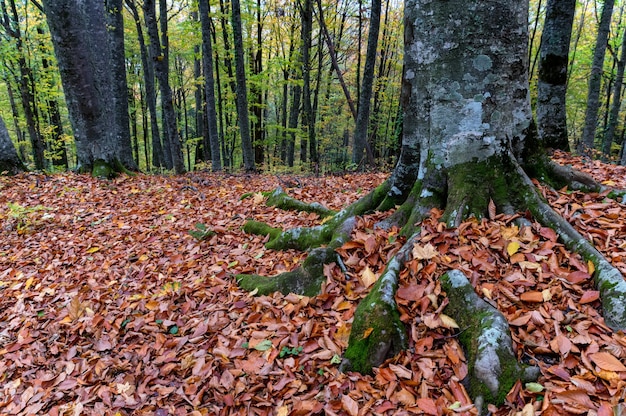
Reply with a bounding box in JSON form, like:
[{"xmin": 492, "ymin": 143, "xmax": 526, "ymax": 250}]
[
  {"xmin": 1, "ymin": 0, "xmax": 46, "ymax": 169},
  {"xmin": 125, "ymin": 0, "xmax": 163, "ymax": 170},
  {"xmin": 300, "ymin": 0, "xmax": 313, "ymax": 165},
  {"xmin": 236, "ymin": 0, "xmax": 626, "ymax": 413},
  {"xmin": 536, "ymin": 0, "xmax": 576, "ymax": 151},
  {"xmin": 143, "ymin": 0, "xmax": 185, "ymax": 173},
  {"xmin": 605, "ymin": 24, "xmax": 626, "ymax": 159},
  {"xmin": 231, "ymin": 0, "xmax": 256, "ymax": 172},
  {"xmin": 578, "ymin": 0, "xmax": 615, "ymax": 155},
  {"xmin": 198, "ymin": 0, "xmax": 222, "ymax": 171},
  {"xmin": 0, "ymin": 115, "xmax": 25, "ymax": 175},
  {"xmin": 42, "ymin": 0, "xmax": 136, "ymax": 176},
  {"xmin": 352, "ymin": 0, "xmax": 381, "ymax": 168}
]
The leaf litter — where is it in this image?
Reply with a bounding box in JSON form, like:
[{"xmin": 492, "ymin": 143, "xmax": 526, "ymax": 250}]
[{"xmin": 0, "ymin": 159, "xmax": 624, "ymax": 415}]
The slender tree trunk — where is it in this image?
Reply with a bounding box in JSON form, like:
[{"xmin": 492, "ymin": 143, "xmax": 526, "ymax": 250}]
[
  {"xmin": 606, "ymin": 24, "xmax": 626, "ymax": 158},
  {"xmin": 578, "ymin": 0, "xmax": 615, "ymax": 155},
  {"xmin": 300, "ymin": 0, "xmax": 313, "ymax": 165},
  {"xmin": 143, "ymin": 0, "xmax": 185, "ymax": 173},
  {"xmin": 231, "ymin": 0, "xmax": 255, "ymax": 171},
  {"xmin": 191, "ymin": 12, "xmax": 206, "ymax": 163},
  {"xmin": 316, "ymin": 0, "xmax": 357, "ymax": 120},
  {"xmin": 251, "ymin": 0, "xmax": 265, "ymax": 166},
  {"xmin": 106, "ymin": 0, "xmax": 138, "ymax": 171},
  {"xmin": 528, "ymin": 0, "xmax": 543, "ymax": 80},
  {"xmin": 287, "ymin": 82, "xmax": 301, "ymax": 168},
  {"xmin": 198, "ymin": 0, "xmax": 222, "ymax": 171},
  {"xmin": 125, "ymin": 0, "xmax": 163, "ymax": 169},
  {"xmin": 536, "ymin": 0, "xmax": 576, "ymax": 151},
  {"xmin": 352, "ymin": 0, "xmax": 381, "ymax": 167},
  {"xmin": 1, "ymin": 0, "xmax": 45, "ymax": 169}
]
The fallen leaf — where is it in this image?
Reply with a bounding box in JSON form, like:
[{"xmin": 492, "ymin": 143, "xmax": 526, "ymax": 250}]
[{"xmin": 589, "ymin": 352, "xmax": 626, "ymax": 372}]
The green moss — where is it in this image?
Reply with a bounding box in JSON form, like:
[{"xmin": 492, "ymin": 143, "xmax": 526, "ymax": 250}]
[
  {"xmin": 236, "ymin": 247, "xmax": 335, "ymax": 296},
  {"xmin": 243, "ymin": 221, "xmax": 283, "ymax": 241},
  {"xmin": 92, "ymin": 159, "xmax": 115, "ymax": 179},
  {"xmin": 443, "ymin": 156, "xmax": 510, "ymax": 225},
  {"xmin": 343, "ymin": 277, "xmax": 407, "ymax": 374},
  {"xmin": 266, "ymin": 188, "xmax": 335, "ymax": 218}
]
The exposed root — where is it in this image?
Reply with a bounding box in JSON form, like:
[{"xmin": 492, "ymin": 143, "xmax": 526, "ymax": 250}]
[
  {"xmin": 341, "ymin": 235, "xmax": 419, "ymax": 373},
  {"xmin": 441, "ymin": 270, "xmax": 540, "ymax": 415},
  {"xmin": 237, "ymin": 217, "xmax": 357, "ymax": 296},
  {"xmin": 515, "ymin": 162, "xmax": 626, "ymax": 331},
  {"xmin": 547, "ymin": 160, "xmax": 602, "ymax": 192},
  {"xmin": 264, "ymin": 186, "xmax": 336, "ymax": 218}
]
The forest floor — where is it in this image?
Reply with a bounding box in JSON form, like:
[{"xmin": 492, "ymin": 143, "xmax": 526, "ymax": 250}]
[{"xmin": 1, "ymin": 152, "xmax": 626, "ymax": 416}]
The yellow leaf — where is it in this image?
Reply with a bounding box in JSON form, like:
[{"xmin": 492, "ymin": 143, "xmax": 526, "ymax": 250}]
[
  {"xmin": 128, "ymin": 294, "xmax": 145, "ymax": 301},
  {"xmin": 500, "ymin": 225, "xmax": 519, "ymax": 240},
  {"xmin": 440, "ymin": 314, "xmax": 460, "ymax": 329},
  {"xmin": 587, "ymin": 260, "xmax": 595, "ymax": 275},
  {"xmin": 362, "ymin": 327, "xmax": 374, "ymax": 339},
  {"xmin": 86, "ymin": 246, "xmax": 100, "ymax": 254},
  {"xmin": 25, "ymin": 276, "xmax": 34, "ymax": 290},
  {"xmin": 601, "ymin": 179, "xmax": 616, "ymax": 186},
  {"xmin": 275, "ymin": 406, "xmax": 289, "ymax": 416},
  {"xmin": 359, "ymin": 266, "xmax": 378, "ymax": 288},
  {"xmin": 507, "ymin": 241, "xmax": 520, "ymax": 256},
  {"xmin": 542, "ymin": 289, "xmax": 552, "ymax": 302},
  {"xmin": 412, "ymin": 243, "xmax": 438, "ymax": 260},
  {"xmin": 521, "ymin": 403, "xmax": 534, "ymax": 416},
  {"xmin": 482, "ymin": 287, "xmax": 493, "ymax": 299},
  {"xmin": 253, "ymin": 192, "xmax": 265, "ymax": 205}
]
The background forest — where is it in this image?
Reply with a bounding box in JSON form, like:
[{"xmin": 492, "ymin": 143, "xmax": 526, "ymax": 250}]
[{"xmin": 1, "ymin": 0, "xmax": 625, "ymax": 174}]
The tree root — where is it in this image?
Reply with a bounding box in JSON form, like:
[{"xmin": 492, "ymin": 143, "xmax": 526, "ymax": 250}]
[
  {"xmin": 340, "ymin": 235, "xmax": 418, "ymax": 374},
  {"xmin": 515, "ymin": 163, "xmax": 626, "ymax": 330},
  {"xmin": 441, "ymin": 270, "xmax": 540, "ymax": 415},
  {"xmin": 243, "ymin": 186, "xmax": 336, "ymax": 218},
  {"xmin": 237, "ymin": 217, "xmax": 357, "ymax": 296}
]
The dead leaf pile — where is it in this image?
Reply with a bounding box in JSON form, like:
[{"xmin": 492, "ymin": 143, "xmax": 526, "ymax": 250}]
[{"xmin": 0, "ymin": 161, "xmax": 625, "ymax": 415}]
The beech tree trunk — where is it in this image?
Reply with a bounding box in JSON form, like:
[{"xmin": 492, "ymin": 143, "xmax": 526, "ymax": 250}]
[
  {"xmin": 0, "ymin": 115, "xmax": 25, "ymax": 175},
  {"xmin": 578, "ymin": 0, "xmax": 615, "ymax": 155},
  {"xmin": 236, "ymin": 0, "xmax": 626, "ymax": 413},
  {"xmin": 198, "ymin": 0, "xmax": 222, "ymax": 171},
  {"xmin": 231, "ymin": 0, "xmax": 256, "ymax": 172},
  {"xmin": 536, "ymin": 0, "xmax": 575, "ymax": 151},
  {"xmin": 43, "ymin": 0, "xmax": 137, "ymax": 176},
  {"xmin": 352, "ymin": 0, "xmax": 381, "ymax": 168}
]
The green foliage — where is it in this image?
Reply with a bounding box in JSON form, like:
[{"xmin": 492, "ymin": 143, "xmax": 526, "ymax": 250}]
[
  {"xmin": 5, "ymin": 202, "xmax": 52, "ymax": 232},
  {"xmin": 188, "ymin": 223, "xmax": 216, "ymax": 241},
  {"xmin": 279, "ymin": 345, "xmax": 303, "ymax": 358}
]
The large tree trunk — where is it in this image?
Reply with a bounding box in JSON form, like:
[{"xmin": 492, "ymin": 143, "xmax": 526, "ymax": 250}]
[
  {"xmin": 0, "ymin": 115, "xmax": 25, "ymax": 175},
  {"xmin": 536, "ymin": 0, "xmax": 575, "ymax": 151},
  {"xmin": 578, "ymin": 0, "xmax": 615, "ymax": 155},
  {"xmin": 235, "ymin": 0, "xmax": 626, "ymax": 413},
  {"xmin": 42, "ymin": 0, "xmax": 136, "ymax": 176}
]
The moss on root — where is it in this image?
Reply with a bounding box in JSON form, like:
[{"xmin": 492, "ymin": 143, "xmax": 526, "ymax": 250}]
[
  {"xmin": 443, "ymin": 156, "xmax": 510, "ymax": 226},
  {"xmin": 237, "ymin": 247, "xmax": 336, "ymax": 297},
  {"xmin": 341, "ymin": 274, "xmax": 407, "ymax": 374},
  {"xmin": 266, "ymin": 187, "xmax": 336, "ymax": 218},
  {"xmin": 441, "ymin": 270, "xmax": 538, "ymax": 414}
]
